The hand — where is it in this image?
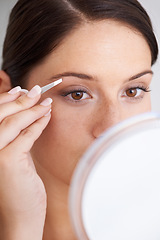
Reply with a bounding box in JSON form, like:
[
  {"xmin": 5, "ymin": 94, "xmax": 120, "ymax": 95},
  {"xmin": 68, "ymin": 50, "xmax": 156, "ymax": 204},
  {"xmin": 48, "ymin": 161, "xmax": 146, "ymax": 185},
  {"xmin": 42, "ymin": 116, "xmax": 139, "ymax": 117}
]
[{"xmin": 0, "ymin": 86, "xmax": 52, "ymax": 240}]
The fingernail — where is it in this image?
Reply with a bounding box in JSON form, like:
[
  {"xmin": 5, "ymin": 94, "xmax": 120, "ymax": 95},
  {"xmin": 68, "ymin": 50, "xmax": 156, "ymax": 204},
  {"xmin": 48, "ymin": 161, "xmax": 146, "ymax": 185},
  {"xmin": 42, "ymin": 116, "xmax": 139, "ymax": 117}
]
[
  {"xmin": 44, "ymin": 109, "xmax": 52, "ymax": 116},
  {"xmin": 40, "ymin": 98, "xmax": 53, "ymax": 106},
  {"xmin": 8, "ymin": 86, "xmax": 21, "ymax": 94},
  {"xmin": 27, "ymin": 85, "xmax": 41, "ymax": 98},
  {"xmin": 20, "ymin": 89, "xmax": 29, "ymax": 94}
]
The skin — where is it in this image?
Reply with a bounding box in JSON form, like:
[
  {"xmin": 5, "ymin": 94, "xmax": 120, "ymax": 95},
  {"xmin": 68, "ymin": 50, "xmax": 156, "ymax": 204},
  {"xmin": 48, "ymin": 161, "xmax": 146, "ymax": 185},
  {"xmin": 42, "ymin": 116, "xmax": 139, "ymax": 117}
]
[
  {"xmin": 28, "ymin": 20, "xmax": 152, "ymax": 239},
  {"xmin": 0, "ymin": 20, "xmax": 152, "ymax": 240}
]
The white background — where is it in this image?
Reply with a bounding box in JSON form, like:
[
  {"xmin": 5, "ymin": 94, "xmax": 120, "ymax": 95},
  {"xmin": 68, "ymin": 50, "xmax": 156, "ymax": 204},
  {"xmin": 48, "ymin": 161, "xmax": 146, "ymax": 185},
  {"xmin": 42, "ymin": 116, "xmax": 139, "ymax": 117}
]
[{"xmin": 0, "ymin": 0, "xmax": 159, "ymax": 111}]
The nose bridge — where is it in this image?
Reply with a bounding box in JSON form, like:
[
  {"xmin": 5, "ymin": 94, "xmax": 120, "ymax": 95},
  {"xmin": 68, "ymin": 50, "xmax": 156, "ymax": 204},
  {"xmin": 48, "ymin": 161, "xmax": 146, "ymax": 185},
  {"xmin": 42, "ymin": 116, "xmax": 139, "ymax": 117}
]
[{"xmin": 92, "ymin": 101, "xmax": 121, "ymax": 138}]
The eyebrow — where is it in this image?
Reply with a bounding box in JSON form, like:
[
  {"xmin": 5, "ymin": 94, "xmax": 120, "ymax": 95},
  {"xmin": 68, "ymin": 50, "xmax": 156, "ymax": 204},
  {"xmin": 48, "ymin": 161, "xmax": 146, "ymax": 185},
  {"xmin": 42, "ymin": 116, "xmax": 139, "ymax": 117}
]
[
  {"xmin": 47, "ymin": 70, "xmax": 153, "ymax": 82},
  {"xmin": 129, "ymin": 70, "xmax": 153, "ymax": 81},
  {"xmin": 48, "ymin": 72, "xmax": 94, "ymax": 82}
]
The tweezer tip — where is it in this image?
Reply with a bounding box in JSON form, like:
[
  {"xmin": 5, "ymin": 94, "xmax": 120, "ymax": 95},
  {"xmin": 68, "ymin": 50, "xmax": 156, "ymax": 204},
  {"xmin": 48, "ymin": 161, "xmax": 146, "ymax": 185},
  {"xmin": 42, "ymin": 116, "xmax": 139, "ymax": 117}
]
[
  {"xmin": 41, "ymin": 78, "xmax": 63, "ymax": 94},
  {"xmin": 55, "ymin": 78, "xmax": 62, "ymax": 85}
]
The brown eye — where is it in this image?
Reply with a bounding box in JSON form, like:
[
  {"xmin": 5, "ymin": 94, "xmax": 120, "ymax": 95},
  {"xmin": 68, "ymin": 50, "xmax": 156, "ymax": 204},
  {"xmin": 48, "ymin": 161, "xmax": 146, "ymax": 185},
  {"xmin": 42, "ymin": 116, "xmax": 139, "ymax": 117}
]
[
  {"xmin": 126, "ymin": 88, "xmax": 137, "ymax": 97},
  {"xmin": 71, "ymin": 92, "xmax": 84, "ymax": 100}
]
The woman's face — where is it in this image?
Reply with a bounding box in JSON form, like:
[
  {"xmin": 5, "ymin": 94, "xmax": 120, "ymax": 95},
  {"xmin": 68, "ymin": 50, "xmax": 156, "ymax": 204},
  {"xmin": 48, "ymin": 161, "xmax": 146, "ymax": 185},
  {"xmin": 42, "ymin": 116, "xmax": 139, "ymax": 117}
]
[{"xmin": 27, "ymin": 20, "xmax": 152, "ymax": 184}]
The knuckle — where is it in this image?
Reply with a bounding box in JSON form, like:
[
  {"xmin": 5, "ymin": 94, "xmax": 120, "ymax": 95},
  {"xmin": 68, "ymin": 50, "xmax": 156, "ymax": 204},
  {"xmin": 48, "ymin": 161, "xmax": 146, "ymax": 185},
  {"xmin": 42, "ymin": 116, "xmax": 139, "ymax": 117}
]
[
  {"xmin": 2, "ymin": 116, "xmax": 16, "ymax": 128},
  {"xmin": 15, "ymin": 97, "xmax": 26, "ymax": 108},
  {"xmin": 30, "ymin": 105, "xmax": 45, "ymax": 119},
  {"xmin": 30, "ymin": 106, "xmax": 39, "ymax": 114},
  {"xmin": 21, "ymin": 128, "xmax": 33, "ymax": 138}
]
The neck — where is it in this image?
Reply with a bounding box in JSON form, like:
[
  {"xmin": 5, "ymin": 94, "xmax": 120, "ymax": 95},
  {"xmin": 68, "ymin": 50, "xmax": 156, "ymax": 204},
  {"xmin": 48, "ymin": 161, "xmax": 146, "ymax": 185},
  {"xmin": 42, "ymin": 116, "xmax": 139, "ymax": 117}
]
[{"xmin": 35, "ymin": 161, "xmax": 77, "ymax": 240}]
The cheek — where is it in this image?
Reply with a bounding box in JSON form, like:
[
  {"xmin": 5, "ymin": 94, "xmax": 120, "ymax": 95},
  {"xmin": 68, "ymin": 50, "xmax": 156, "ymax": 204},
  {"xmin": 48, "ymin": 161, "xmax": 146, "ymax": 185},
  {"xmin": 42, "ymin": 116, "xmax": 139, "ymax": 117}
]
[
  {"xmin": 31, "ymin": 106, "xmax": 95, "ymax": 183},
  {"xmin": 137, "ymin": 95, "xmax": 151, "ymax": 112},
  {"xmin": 46, "ymin": 107, "xmax": 95, "ymax": 156},
  {"xmin": 49, "ymin": 105, "xmax": 93, "ymax": 140}
]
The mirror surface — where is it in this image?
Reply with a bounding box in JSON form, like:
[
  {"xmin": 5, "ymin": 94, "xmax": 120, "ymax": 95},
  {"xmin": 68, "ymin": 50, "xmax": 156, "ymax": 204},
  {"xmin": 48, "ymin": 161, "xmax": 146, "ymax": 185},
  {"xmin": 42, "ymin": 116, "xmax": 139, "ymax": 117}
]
[{"xmin": 70, "ymin": 112, "xmax": 160, "ymax": 240}]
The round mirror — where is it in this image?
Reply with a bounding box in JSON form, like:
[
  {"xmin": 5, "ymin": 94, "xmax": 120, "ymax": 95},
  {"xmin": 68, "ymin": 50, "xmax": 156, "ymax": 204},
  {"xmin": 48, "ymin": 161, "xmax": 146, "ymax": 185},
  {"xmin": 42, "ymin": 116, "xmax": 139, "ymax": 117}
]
[{"xmin": 69, "ymin": 112, "xmax": 160, "ymax": 240}]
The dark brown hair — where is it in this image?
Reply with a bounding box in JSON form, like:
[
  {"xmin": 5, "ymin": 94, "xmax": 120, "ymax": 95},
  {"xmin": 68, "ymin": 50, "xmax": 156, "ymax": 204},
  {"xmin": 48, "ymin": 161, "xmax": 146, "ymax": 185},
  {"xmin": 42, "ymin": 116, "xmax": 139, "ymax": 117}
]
[{"xmin": 2, "ymin": 0, "xmax": 159, "ymax": 87}]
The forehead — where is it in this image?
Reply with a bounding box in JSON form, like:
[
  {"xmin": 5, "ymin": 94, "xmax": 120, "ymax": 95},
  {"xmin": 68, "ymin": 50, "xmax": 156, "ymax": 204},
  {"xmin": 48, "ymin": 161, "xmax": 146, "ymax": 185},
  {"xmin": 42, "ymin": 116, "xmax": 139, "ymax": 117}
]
[
  {"xmin": 50, "ymin": 20, "xmax": 150, "ymax": 65},
  {"xmin": 30, "ymin": 20, "xmax": 151, "ymax": 84}
]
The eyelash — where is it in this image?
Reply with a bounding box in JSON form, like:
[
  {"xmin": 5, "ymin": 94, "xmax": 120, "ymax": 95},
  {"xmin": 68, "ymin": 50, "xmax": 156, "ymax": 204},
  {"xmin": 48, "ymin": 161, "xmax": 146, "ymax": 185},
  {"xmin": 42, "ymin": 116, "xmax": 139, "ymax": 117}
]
[
  {"xmin": 61, "ymin": 89, "xmax": 91, "ymax": 102},
  {"xmin": 60, "ymin": 85, "xmax": 151, "ymax": 103},
  {"xmin": 122, "ymin": 86, "xmax": 151, "ymax": 100}
]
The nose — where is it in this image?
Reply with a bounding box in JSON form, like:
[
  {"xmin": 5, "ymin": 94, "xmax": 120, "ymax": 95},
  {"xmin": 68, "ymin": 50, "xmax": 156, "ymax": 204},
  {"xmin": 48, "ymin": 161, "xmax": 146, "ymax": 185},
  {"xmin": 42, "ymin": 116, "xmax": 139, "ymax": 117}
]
[{"xmin": 92, "ymin": 103, "xmax": 123, "ymax": 138}]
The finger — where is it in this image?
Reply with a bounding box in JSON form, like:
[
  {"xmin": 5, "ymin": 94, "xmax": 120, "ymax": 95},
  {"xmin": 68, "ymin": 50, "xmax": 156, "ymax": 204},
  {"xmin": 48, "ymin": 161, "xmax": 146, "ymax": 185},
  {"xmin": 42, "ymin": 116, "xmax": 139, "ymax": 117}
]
[
  {"xmin": 0, "ymin": 86, "xmax": 22, "ymax": 105},
  {"xmin": 6, "ymin": 113, "xmax": 51, "ymax": 156},
  {"xmin": 0, "ymin": 98, "xmax": 52, "ymax": 150},
  {"xmin": 0, "ymin": 85, "xmax": 42, "ymax": 122}
]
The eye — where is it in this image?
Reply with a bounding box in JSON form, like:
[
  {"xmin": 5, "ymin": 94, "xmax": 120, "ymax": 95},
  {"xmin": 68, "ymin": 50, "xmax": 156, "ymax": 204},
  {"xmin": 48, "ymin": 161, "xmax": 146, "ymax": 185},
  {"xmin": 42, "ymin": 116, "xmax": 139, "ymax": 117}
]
[
  {"xmin": 71, "ymin": 91, "xmax": 86, "ymax": 100},
  {"xmin": 126, "ymin": 88, "xmax": 141, "ymax": 98},
  {"xmin": 61, "ymin": 89, "xmax": 91, "ymax": 102},
  {"xmin": 123, "ymin": 86, "xmax": 150, "ymax": 99}
]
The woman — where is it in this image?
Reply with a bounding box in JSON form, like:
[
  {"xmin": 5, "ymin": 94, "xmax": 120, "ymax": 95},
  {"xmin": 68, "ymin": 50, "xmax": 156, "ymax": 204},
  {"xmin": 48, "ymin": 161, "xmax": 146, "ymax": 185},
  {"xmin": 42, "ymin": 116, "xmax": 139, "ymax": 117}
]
[{"xmin": 0, "ymin": 0, "xmax": 158, "ymax": 239}]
